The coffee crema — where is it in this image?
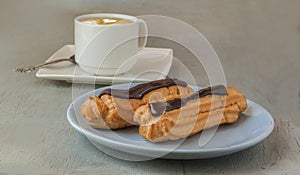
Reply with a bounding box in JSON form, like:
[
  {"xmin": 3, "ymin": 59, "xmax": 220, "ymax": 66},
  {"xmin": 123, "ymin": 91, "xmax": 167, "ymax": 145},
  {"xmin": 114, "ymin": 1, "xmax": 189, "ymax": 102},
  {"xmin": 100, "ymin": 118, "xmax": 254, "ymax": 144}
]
[{"xmin": 80, "ymin": 17, "xmax": 134, "ymax": 25}]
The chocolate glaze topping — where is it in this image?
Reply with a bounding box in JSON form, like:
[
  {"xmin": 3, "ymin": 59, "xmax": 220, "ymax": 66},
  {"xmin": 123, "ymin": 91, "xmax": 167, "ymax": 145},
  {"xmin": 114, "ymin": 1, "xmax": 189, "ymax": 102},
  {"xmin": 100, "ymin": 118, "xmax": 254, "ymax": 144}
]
[
  {"xmin": 150, "ymin": 85, "xmax": 227, "ymax": 117},
  {"xmin": 98, "ymin": 78, "xmax": 187, "ymax": 99}
]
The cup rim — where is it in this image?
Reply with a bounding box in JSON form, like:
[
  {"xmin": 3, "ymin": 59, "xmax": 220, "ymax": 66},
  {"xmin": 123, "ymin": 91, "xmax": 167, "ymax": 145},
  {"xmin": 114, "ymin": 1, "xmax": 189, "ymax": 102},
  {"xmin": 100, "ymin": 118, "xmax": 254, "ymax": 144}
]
[{"xmin": 74, "ymin": 13, "xmax": 137, "ymax": 26}]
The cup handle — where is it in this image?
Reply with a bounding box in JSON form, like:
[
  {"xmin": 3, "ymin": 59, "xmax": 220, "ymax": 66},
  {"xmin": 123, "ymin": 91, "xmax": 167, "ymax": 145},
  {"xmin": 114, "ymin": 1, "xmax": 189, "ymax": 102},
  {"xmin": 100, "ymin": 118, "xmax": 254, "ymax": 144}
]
[{"xmin": 138, "ymin": 19, "xmax": 148, "ymax": 50}]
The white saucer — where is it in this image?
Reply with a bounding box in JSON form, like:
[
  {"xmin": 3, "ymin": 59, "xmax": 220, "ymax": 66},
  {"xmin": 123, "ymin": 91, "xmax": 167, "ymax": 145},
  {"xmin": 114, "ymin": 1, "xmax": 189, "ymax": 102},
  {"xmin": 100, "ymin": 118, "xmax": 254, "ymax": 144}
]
[
  {"xmin": 67, "ymin": 83, "xmax": 274, "ymax": 160},
  {"xmin": 36, "ymin": 45, "xmax": 173, "ymax": 84}
]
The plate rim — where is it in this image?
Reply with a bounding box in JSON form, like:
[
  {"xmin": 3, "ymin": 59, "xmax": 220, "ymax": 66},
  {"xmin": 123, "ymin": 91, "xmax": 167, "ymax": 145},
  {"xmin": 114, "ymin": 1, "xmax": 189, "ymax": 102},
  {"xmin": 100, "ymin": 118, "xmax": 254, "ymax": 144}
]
[{"xmin": 67, "ymin": 84, "xmax": 275, "ymax": 155}]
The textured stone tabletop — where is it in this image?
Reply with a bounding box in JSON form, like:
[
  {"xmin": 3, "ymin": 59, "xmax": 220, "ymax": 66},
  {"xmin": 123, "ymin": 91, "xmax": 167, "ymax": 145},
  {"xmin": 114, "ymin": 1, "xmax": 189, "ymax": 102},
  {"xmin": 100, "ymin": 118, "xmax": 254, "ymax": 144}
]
[{"xmin": 1, "ymin": 0, "xmax": 300, "ymax": 174}]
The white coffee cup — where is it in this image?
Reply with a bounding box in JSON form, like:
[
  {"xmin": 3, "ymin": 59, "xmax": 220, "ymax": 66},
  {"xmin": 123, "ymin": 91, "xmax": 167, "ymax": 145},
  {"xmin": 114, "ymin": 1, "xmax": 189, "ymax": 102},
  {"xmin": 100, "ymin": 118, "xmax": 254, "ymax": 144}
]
[{"xmin": 74, "ymin": 13, "xmax": 147, "ymax": 75}]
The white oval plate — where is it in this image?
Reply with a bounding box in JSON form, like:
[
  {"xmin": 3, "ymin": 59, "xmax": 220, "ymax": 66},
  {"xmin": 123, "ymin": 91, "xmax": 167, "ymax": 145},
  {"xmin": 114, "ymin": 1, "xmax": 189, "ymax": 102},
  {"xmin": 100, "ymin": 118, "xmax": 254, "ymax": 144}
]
[{"xmin": 67, "ymin": 83, "xmax": 274, "ymax": 160}]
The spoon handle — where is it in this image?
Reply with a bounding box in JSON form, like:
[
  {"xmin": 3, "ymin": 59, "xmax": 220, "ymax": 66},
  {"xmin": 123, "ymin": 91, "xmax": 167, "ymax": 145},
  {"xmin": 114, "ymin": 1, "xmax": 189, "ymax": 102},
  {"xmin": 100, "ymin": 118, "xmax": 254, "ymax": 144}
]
[{"xmin": 13, "ymin": 55, "xmax": 75, "ymax": 73}]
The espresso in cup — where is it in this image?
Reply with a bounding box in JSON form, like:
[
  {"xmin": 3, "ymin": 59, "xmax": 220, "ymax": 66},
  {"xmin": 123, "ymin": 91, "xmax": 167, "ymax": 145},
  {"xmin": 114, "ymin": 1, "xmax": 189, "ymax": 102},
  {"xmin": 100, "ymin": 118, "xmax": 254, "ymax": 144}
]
[
  {"xmin": 80, "ymin": 17, "xmax": 134, "ymax": 25},
  {"xmin": 75, "ymin": 14, "xmax": 147, "ymax": 75}
]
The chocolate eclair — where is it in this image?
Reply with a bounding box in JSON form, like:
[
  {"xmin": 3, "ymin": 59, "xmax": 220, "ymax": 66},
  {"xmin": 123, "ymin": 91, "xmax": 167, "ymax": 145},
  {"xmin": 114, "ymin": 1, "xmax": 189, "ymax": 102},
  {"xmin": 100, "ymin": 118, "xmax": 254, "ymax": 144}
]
[
  {"xmin": 133, "ymin": 86, "xmax": 247, "ymax": 142},
  {"xmin": 81, "ymin": 79, "xmax": 194, "ymax": 129}
]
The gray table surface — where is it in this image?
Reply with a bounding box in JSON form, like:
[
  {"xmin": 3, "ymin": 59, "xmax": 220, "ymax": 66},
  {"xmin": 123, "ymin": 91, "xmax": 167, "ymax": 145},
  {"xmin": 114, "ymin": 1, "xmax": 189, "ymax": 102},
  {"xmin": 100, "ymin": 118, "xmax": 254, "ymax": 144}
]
[{"xmin": 1, "ymin": 0, "xmax": 300, "ymax": 174}]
